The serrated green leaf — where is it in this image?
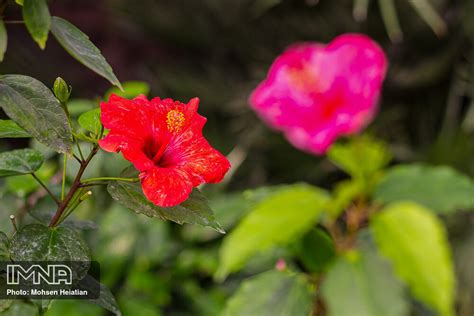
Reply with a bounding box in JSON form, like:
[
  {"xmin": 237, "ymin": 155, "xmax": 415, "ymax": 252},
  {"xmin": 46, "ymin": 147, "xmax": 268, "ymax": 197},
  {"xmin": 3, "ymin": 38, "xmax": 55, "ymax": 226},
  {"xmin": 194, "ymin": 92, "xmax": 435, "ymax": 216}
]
[
  {"xmin": 78, "ymin": 108, "xmax": 101, "ymax": 135},
  {"xmin": 22, "ymin": 0, "xmax": 50, "ymax": 49},
  {"xmin": 0, "ymin": 19, "xmax": 7, "ymax": 62},
  {"xmin": 328, "ymin": 136, "xmax": 392, "ymax": 179},
  {"xmin": 0, "ymin": 232, "xmax": 9, "ymax": 261},
  {"xmin": 0, "ymin": 149, "xmax": 43, "ymax": 177},
  {"xmin": 222, "ymin": 270, "xmax": 314, "ymax": 316},
  {"xmin": 371, "ymin": 202, "xmax": 455, "ymax": 316},
  {"xmin": 296, "ymin": 228, "xmax": 335, "ymax": 273},
  {"xmin": 105, "ymin": 81, "xmax": 150, "ymax": 100},
  {"xmin": 10, "ymin": 224, "xmax": 90, "ymax": 263},
  {"xmin": 322, "ymin": 249, "xmax": 408, "ymax": 316},
  {"xmin": 217, "ymin": 184, "xmax": 329, "ymax": 279},
  {"xmin": 50, "ymin": 17, "xmax": 122, "ymax": 89},
  {"xmin": 0, "ymin": 75, "xmax": 72, "ymax": 154},
  {"xmin": 0, "ymin": 120, "xmax": 30, "ymax": 138},
  {"xmin": 374, "ymin": 164, "xmax": 474, "ymax": 213},
  {"xmin": 107, "ymin": 178, "xmax": 223, "ymax": 232}
]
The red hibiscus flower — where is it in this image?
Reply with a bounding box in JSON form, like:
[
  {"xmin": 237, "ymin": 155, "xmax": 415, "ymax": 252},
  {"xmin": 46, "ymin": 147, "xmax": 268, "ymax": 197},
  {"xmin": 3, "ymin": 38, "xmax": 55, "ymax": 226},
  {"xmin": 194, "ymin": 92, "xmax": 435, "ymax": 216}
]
[{"xmin": 98, "ymin": 94, "xmax": 231, "ymax": 207}]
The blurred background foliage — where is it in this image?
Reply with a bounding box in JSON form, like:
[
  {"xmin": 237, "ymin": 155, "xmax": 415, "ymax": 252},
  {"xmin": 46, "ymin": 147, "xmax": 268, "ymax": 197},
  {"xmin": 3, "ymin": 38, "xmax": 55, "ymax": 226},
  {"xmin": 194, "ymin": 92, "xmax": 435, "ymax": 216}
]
[{"xmin": 1, "ymin": 0, "xmax": 474, "ymax": 315}]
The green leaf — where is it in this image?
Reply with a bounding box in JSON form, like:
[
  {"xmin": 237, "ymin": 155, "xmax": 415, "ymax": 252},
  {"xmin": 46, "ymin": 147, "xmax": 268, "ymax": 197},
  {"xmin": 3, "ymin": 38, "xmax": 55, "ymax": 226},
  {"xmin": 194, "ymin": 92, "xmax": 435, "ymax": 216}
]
[
  {"xmin": 6, "ymin": 162, "xmax": 55, "ymax": 197},
  {"xmin": 0, "ymin": 302, "xmax": 38, "ymax": 316},
  {"xmin": 50, "ymin": 17, "xmax": 122, "ymax": 89},
  {"xmin": 87, "ymin": 281, "xmax": 121, "ymax": 316},
  {"xmin": 0, "ymin": 120, "xmax": 30, "ymax": 138},
  {"xmin": 328, "ymin": 179, "xmax": 365, "ymax": 219},
  {"xmin": 322, "ymin": 249, "xmax": 408, "ymax": 316},
  {"xmin": 78, "ymin": 108, "xmax": 101, "ymax": 135},
  {"xmin": 328, "ymin": 136, "xmax": 392, "ymax": 179},
  {"xmin": 295, "ymin": 228, "xmax": 335, "ymax": 273},
  {"xmin": 371, "ymin": 202, "xmax": 455, "ymax": 316},
  {"xmin": 0, "ymin": 75, "xmax": 73, "ymax": 154},
  {"xmin": 107, "ymin": 178, "xmax": 224, "ymax": 232},
  {"xmin": 10, "ymin": 224, "xmax": 90, "ymax": 263},
  {"xmin": 15, "ymin": 0, "xmax": 23, "ymax": 5},
  {"xmin": 222, "ymin": 270, "xmax": 314, "ymax": 316},
  {"xmin": 374, "ymin": 164, "xmax": 474, "ymax": 213},
  {"xmin": 0, "ymin": 149, "xmax": 43, "ymax": 177},
  {"xmin": 0, "ymin": 299, "xmax": 12, "ymax": 313},
  {"xmin": 0, "ymin": 232, "xmax": 9, "ymax": 261},
  {"xmin": 0, "ymin": 19, "xmax": 7, "ymax": 62},
  {"xmin": 22, "ymin": 0, "xmax": 51, "ymax": 49},
  {"xmin": 105, "ymin": 81, "xmax": 150, "ymax": 100},
  {"xmin": 217, "ymin": 184, "xmax": 329, "ymax": 279}
]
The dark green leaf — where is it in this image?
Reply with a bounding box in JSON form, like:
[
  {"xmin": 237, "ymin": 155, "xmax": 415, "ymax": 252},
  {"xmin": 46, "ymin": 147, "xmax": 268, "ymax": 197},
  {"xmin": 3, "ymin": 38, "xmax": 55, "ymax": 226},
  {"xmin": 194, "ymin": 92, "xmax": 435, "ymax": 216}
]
[
  {"xmin": 104, "ymin": 81, "xmax": 149, "ymax": 100},
  {"xmin": 371, "ymin": 202, "xmax": 455, "ymax": 316},
  {"xmin": 86, "ymin": 279, "xmax": 121, "ymax": 316},
  {"xmin": 374, "ymin": 164, "xmax": 474, "ymax": 213},
  {"xmin": 0, "ymin": 19, "xmax": 7, "ymax": 62},
  {"xmin": 296, "ymin": 228, "xmax": 335, "ymax": 273},
  {"xmin": 107, "ymin": 179, "xmax": 223, "ymax": 232},
  {"xmin": 0, "ymin": 232, "xmax": 9, "ymax": 261},
  {"xmin": 78, "ymin": 108, "xmax": 101, "ymax": 135},
  {"xmin": 322, "ymin": 249, "xmax": 408, "ymax": 316},
  {"xmin": 222, "ymin": 270, "xmax": 314, "ymax": 316},
  {"xmin": 0, "ymin": 299, "xmax": 12, "ymax": 313},
  {"xmin": 22, "ymin": 0, "xmax": 50, "ymax": 49},
  {"xmin": 0, "ymin": 149, "xmax": 43, "ymax": 177},
  {"xmin": 50, "ymin": 17, "xmax": 122, "ymax": 89},
  {"xmin": 217, "ymin": 184, "xmax": 329, "ymax": 279},
  {"xmin": 0, "ymin": 302, "xmax": 38, "ymax": 316},
  {"xmin": 10, "ymin": 224, "xmax": 90, "ymax": 263},
  {"xmin": 0, "ymin": 120, "xmax": 30, "ymax": 138},
  {"xmin": 0, "ymin": 75, "xmax": 72, "ymax": 154}
]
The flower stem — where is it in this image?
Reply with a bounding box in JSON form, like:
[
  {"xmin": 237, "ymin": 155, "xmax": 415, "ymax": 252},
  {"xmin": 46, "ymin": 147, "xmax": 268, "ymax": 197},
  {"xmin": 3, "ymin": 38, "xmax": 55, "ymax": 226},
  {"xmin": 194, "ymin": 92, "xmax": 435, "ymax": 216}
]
[
  {"xmin": 61, "ymin": 155, "xmax": 67, "ymax": 200},
  {"xmin": 31, "ymin": 173, "xmax": 60, "ymax": 205},
  {"xmin": 49, "ymin": 146, "xmax": 99, "ymax": 228},
  {"xmin": 81, "ymin": 177, "xmax": 140, "ymax": 183}
]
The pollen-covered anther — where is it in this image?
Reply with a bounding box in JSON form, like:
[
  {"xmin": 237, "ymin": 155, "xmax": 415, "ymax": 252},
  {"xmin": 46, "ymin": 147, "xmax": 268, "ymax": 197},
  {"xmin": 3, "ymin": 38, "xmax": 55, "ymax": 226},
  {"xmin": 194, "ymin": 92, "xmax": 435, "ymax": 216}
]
[{"xmin": 166, "ymin": 110, "xmax": 185, "ymax": 133}]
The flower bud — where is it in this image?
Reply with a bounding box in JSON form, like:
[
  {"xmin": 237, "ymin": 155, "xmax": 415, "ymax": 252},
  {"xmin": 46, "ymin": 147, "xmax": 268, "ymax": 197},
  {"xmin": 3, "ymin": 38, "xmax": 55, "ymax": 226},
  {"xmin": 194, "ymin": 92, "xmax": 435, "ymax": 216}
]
[{"xmin": 53, "ymin": 77, "xmax": 71, "ymax": 104}]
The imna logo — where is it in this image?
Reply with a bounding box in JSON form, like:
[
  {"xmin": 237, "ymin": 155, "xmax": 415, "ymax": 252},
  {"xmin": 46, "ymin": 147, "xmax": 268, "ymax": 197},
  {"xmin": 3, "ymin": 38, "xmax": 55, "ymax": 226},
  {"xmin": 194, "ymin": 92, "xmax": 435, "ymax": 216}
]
[{"xmin": 6, "ymin": 264, "xmax": 72, "ymax": 285}]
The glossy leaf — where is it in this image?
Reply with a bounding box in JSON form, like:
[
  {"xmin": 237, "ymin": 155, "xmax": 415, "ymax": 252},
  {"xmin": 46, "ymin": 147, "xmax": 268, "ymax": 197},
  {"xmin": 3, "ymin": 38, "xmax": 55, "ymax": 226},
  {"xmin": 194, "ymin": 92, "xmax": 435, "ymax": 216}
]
[
  {"xmin": 107, "ymin": 178, "xmax": 223, "ymax": 232},
  {"xmin": 296, "ymin": 228, "xmax": 335, "ymax": 273},
  {"xmin": 371, "ymin": 202, "xmax": 455, "ymax": 316},
  {"xmin": 322, "ymin": 249, "xmax": 408, "ymax": 316},
  {"xmin": 50, "ymin": 17, "xmax": 122, "ymax": 89},
  {"xmin": 0, "ymin": 120, "xmax": 30, "ymax": 138},
  {"xmin": 222, "ymin": 270, "xmax": 314, "ymax": 316},
  {"xmin": 217, "ymin": 184, "xmax": 329, "ymax": 279},
  {"xmin": 0, "ymin": 19, "xmax": 6, "ymax": 62},
  {"xmin": 0, "ymin": 149, "xmax": 43, "ymax": 177},
  {"xmin": 0, "ymin": 75, "xmax": 72, "ymax": 154},
  {"xmin": 374, "ymin": 164, "xmax": 474, "ymax": 213},
  {"xmin": 10, "ymin": 224, "xmax": 90, "ymax": 263},
  {"xmin": 22, "ymin": 0, "xmax": 50, "ymax": 49}
]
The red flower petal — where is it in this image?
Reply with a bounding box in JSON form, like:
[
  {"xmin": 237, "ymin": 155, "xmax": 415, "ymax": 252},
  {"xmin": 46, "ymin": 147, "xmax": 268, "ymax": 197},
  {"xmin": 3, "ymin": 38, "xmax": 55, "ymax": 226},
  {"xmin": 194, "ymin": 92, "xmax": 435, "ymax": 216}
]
[{"xmin": 141, "ymin": 167, "xmax": 193, "ymax": 207}]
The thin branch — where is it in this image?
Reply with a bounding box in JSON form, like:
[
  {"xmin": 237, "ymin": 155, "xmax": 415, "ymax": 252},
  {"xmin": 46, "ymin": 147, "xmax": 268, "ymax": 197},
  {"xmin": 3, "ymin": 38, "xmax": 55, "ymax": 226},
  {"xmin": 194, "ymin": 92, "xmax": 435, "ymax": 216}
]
[{"xmin": 31, "ymin": 173, "xmax": 60, "ymax": 205}]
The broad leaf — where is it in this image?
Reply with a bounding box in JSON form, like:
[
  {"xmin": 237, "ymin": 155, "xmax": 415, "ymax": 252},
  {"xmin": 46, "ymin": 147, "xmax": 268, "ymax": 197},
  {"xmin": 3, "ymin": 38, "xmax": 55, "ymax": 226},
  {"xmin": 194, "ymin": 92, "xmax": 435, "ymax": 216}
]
[
  {"xmin": 107, "ymin": 180, "xmax": 223, "ymax": 232},
  {"xmin": 0, "ymin": 19, "xmax": 6, "ymax": 62},
  {"xmin": 0, "ymin": 299, "xmax": 12, "ymax": 313},
  {"xmin": 0, "ymin": 302, "xmax": 38, "ymax": 316},
  {"xmin": 295, "ymin": 228, "xmax": 335, "ymax": 273},
  {"xmin": 371, "ymin": 202, "xmax": 455, "ymax": 316},
  {"xmin": 105, "ymin": 81, "xmax": 150, "ymax": 100},
  {"xmin": 0, "ymin": 232, "xmax": 9, "ymax": 261},
  {"xmin": 50, "ymin": 17, "xmax": 122, "ymax": 89},
  {"xmin": 322, "ymin": 249, "xmax": 407, "ymax": 316},
  {"xmin": 328, "ymin": 136, "xmax": 391, "ymax": 179},
  {"xmin": 222, "ymin": 270, "xmax": 314, "ymax": 316},
  {"xmin": 87, "ymin": 280, "xmax": 121, "ymax": 316},
  {"xmin": 0, "ymin": 120, "xmax": 30, "ymax": 138},
  {"xmin": 0, "ymin": 75, "xmax": 72, "ymax": 154},
  {"xmin": 10, "ymin": 224, "xmax": 90, "ymax": 263},
  {"xmin": 22, "ymin": 0, "xmax": 50, "ymax": 49},
  {"xmin": 0, "ymin": 149, "xmax": 43, "ymax": 177},
  {"xmin": 217, "ymin": 184, "xmax": 329, "ymax": 279},
  {"xmin": 78, "ymin": 108, "xmax": 101, "ymax": 135},
  {"xmin": 374, "ymin": 164, "xmax": 474, "ymax": 213}
]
